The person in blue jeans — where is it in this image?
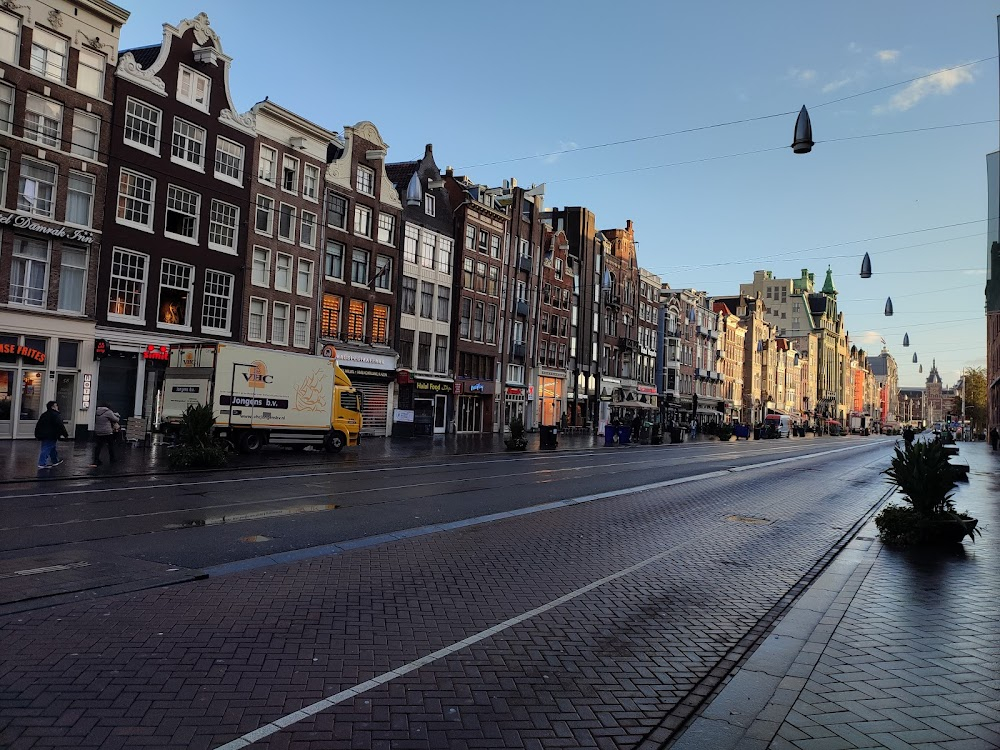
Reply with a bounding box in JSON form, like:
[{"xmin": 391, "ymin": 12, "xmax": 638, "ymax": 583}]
[{"xmin": 34, "ymin": 401, "xmax": 69, "ymax": 468}]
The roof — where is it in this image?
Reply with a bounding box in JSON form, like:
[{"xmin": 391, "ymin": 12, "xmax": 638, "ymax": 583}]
[
  {"xmin": 122, "ymin": 44, "xmax": 160, "ymax": 69},
  {"xmin": 867, "ymin": 355, "xmax": 888, "ymax": 376},
  {"xmin": 385, "ymin": 161, "xmax": 419, "ymax": 192}
]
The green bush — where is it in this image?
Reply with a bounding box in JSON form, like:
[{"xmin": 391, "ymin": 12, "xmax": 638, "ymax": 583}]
[
  {"xmin": 717, "ymin": 424, "xmax": 734, "ymax": 441},
  {"xmin": 875, "ymin": 505, "xmax": 980, "ymax": 545},
  {"xmin": 167, "ymin": 403, "xmax": 229, "ymax": 469}
]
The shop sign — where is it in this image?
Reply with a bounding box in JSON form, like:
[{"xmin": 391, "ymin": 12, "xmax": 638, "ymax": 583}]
[
  {"xmin": 81, "ymin": 373, "xmax": 92, "ymax": 410},
  {"xmin": 453, "ymin": 382, "xmax": 463, "ymax": 394},
  {"xmin": 336, "ymin": 350, "xmax": 396, "ymax": 370},
  {"xmin": 94, "ymin": 339, "xmax": 110, "ymax": 359},
  {"xmin": 393, "ymin": 408, "xmax": 414, "ymax": 423},
  {"xmin": 0, "ymin": 343, "xmax": 45, "ymax": 364},
  {"xmin": 0, "ymin": 211, "xmax": 96, "ymax": 243},
  {"xmin": 469, "ymin": 383, "xmax": 485, "ymax": 392},
  {"xmin": 637, "ymin": 384, "xmax": 658, "ymax": 395},
  {"xmin": 505, "ymin": 387, "xmax": 525, "ymax": 396},
  {"xmin": 340, "ymin": 366, "xmax": 395, "ymax": 382},
  {"xmin": 415, "ymin": 380, "xmax": 451, "ymax": 393},
  {"xmin": 142, "ymin": 344, "xmax": 170, "ymax": 361}
]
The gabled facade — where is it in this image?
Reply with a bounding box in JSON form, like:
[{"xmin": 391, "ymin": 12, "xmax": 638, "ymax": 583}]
[
  {"xmin": 96, "ymin": 13, "xmax": 255, "ymax": 424},
  {"xmin": 0, "ymin": 0, "xmax": 129, "ymax": 439},
  {"xmin": 636, "ymin": 268, "xmax": 660, "ymax": 413},
  {"xmin": 385, "ymin": 144, "xmax": 454, "ymax": 436},
  {"xmin": 319, "ymin": 121, "xmax": 402, "ymax": 436},
  {"xmin": 536, "ymin": 225, "xmax": 573, "ymax": 427}
]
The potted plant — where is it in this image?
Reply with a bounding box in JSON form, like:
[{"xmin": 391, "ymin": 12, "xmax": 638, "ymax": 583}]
[
  {"xmin": 504, "ymin": 414, "xmax": 528, "ymax": 451},
  {"xmin": 717, "ymin": 423, "xmax": 734, "ymax": 441},
  {"xmin": 166, "ymin": 403, "xmax": 229, "ymax": 469},
  {"xmin": 875, "ymin": 440, "xmax": 980, "ymax": 545}
]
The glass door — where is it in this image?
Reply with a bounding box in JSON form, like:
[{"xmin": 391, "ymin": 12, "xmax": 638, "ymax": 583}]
[
  {"xmin": 17, "ymin": 370, "xmax": 44, "ymax": 438},
  {"xmin": 55, "ymin": 373, "xmax": 77, "ymax": 436},
  {"xmin": 0, "ymin": 369, "xmax": 13, "ymax": 439},
  {"xmin": 433, "ymin": 394, "xmax": 447, "ymax": 434}
]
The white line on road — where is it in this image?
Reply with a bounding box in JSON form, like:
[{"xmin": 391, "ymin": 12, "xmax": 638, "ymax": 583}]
[{"xmin": 211, "ymin": 441, "xmax": 883, "ymax": 750}]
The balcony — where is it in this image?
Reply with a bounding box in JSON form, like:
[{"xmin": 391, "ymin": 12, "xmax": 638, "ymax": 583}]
[
  {"xmin": 515, "ymin": 300, "xmax": 529, "ymax": 317},
  {"xmin": 605, "ymin": 293, "xmax": 621, "ymax": 308},
  {"xmin": 518, "ymin": 255, "xmax": 532, "ymax": 273}
]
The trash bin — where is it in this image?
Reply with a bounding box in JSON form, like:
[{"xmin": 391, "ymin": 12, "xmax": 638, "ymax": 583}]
[
  {"xmin": 618, "ymin": 426, "xmax": 632, "ymax": 444},
  {"xmin": 650, "ymin": 424, "xmax": 663, "ymax": 445},
  {"xmin": 670, "ymin": 426, "xmax": 683, "ymax": 444},
  {"xmin": 604, "ymin": 425, "xmax": 618, "ymax": 446},
  {"xmin": 754, "ymin": 427, "xmax": 763, "ymax": 440},
  {"xmin": 540, "ymin": 425, "xmax": 558, "ymax": 449}
]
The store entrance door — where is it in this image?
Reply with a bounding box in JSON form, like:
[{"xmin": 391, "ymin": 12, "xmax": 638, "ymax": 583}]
[
  {"xmin": 16, "ymin": 369, "xmax": 44, "ymax": 439},
  {"xmin": 433, "ymin": 394, "xmax": 447, "ymax": 434},
  {"xmin": 0, "ymin": 369, "xmax": 13, "ymax": 439}
]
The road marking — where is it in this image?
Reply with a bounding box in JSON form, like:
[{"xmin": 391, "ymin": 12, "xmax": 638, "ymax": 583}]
[{"xmin": 211, "ymin": 441, "xmax": 883, "ymax": 749}]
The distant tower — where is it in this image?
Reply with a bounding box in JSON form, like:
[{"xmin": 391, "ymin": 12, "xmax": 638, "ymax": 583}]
[
  {"xmin": 821, "ymin": 266, "xmax": 837, "ymax": 297},
  {"xmin": 925, "ymin": 359, "xmax": 943, "ymax": 424}
]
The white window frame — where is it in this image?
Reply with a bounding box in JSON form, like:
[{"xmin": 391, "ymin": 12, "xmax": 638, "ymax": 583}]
[
  {"xmin": 300, "ymin": 210, "xmax": 317, "ymax": 249},
  {"xmin": 116, "ymin": 168, "xmax": 155, "ymax": 231},
  {"xmin": 171, "ymin": 117, "xmax": 206, "ymax": 171},
  {"xmin": 76, "ymin": 48, "xmax": 106, "ymax": 98},
  {"xmin": 377, "ymin": 213, "xmax": 396, "ymax": 246},
  {"xmin": 157, "ymin": 259, "xmax": 195, "ymax": 330},
  {"xmin": 65, "ymin": 171, "xmax": 95, "ymax": 228},
  {"xmin": 274, "ymin": 252, "xmax": 293, "ymax": 293},
  {"xmin": 374, "ymin": 255, "xmax": 392, "ymax": 292},
  {"xmin": 277, "ymin": 202, "xmax": 296, "ymax": 243},
  {"xmin": 302, "ymin": 164, "xmax": 319, "ymax": 201},
  {"xmin": 202, "ymin": 269, "xmax": 233, "ymax": 335},
  {"xmin": 177, "ymin": 64, "xmax": 210, "ymax": 112},
  {"xmin": 271, "ymin": 301, "xmax": 290, "ymax": 345},
  {"xmin": 9, "ymin": 236, "xmax": 50, "ymax": 307},
  {"xmin": 0, "ymin": 82, "xmax": 13, "ymax": 135},
  {"xmin": 293, "ymin": 307, "xmax": 310, "ymax": 348},
  {"xmin": 281, "ymin": 154, "xmax": 300, "ymax": 194},
  {"xmin": 71, "ymin": 110, "xmax": 100, "ymax": 160},
  {"xmin": 30, "ymin": 26, "xmax": 67, "ymax": 82},
  {"xmin": 326, "ymin": 191, "xmax": 348, "ymax": 229},
  {"xmin": 254, "ymin": 194, "xmax": 274, "ymax": 236},
  {"xmin": 24, "ymin": 93, "xmax": 63, "ymax": 148},
  {"xmin": 0, "ymin": 10, "xmax": 19, "ymax": 65},
  {"xmin": 208, "ymin": 199, "xmax": 239, "ymax": 253},
  {"xmin": 324, "ymin": 240, "xmax": 344, "ymax": 280},
  {"xmin": 18, "ymin": 158, "xmax": 57, "ymax": 218},
  {"xmin": 258, "ymin": 144, "xmax": 277, "ymax": 184},
  {"xmin": 296, "ymin": 258, "xmax": 314, "ymax": 297},
  {"xmin": 251, "ymin": 246, "xmax": 270, "ymax": 287},
  {"xmin": 248, "ymin": 297, "xmax": 268, "ymax": 342},
  {"xmin": 123, "ymin": 97, "xmax": 161, "ymax": 155},
  {"xmin": 424, "ymin": 193, "xmax": 436, "ymax": 217},
  {"xmin": 354, "ymin": 204, "xmax": 372, "ymax": 238},
  {"xmin": 356, "ymin": 165, "xmax": 375, "ymax": 195},
  {"xmin": 214, "ymin": 136, "xmax": 244, "ymax": 185},
  {"xmin": 107, "ymin": 247, "xmax": 149, "ymax": 323},
  {"xmin": 164, "ymin": 184, "xmax": 201, "ymax": 244},
  {"xmin": 57, "ymin": 245, "xmax": 88, "ymax": 314}
]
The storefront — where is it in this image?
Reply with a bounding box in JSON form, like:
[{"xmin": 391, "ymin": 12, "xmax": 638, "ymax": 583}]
[
  {"xmin": 394, "ymin": 370, "xmax": 452, "ymax": 436},
  {"xmin": 537, "ymin": 371, "xmax": 566, "ymax": 427},
  {"xmin": 93, "ymin": 329, "xmax": 180, "ymax": 432},
  {"xmin": 453, "ymin": 379, "xmax": 494, "ymax": 433},
  {"xmin": 335, "ymin": 349, "xmax": 397, "ymax": 437},
  {"xmin": 502, "ymin": 385, "xmax": 527, "ymax": 432}
]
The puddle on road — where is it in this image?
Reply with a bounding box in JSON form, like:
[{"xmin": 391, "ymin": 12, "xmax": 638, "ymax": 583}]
[
  {"xmin": 240, "ymin": 535, "xmax": 272, "ymax": 543},
  {"xmin": 725, "ymin": 514, "xmax": 772, "ymax": 525},
  {"xmin": 164, "ymin": 503, "xmax": 337, "ymax": 530}
]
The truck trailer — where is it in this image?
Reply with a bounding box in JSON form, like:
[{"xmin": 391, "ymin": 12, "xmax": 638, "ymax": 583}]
[{"xmin": 161, "ymin": 343, "xmax": 362, "ymax": 453}]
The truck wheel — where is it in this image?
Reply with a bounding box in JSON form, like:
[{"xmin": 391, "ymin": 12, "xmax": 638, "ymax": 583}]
[
  {"xmin": 238, "ymin": 430, "xmax": 264, "ymax": 454},
  {"xmin": 325, "ymin": 431, "xmax": 345, "ymax": 453}
]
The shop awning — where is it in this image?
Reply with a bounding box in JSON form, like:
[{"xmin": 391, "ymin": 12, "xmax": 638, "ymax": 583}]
[{"xmin": 611, "ymin": 401, "xmax": 658, "ymax": 410}]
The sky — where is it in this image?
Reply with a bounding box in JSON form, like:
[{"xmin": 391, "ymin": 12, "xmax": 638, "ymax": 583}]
[{"xmin": 118, "ymin": 0, "xmax": 999, "ymax": 389}]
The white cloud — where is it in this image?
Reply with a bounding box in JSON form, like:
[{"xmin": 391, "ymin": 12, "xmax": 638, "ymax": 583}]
[
  {"xmin": 962, "ymin": 268, "xmax": 987, "ymax": 275},
  {"xmin": 786, "ymin": 68, "xmax": 816, "ymax": 85},
  {"xmin": 875, "ymin": 66, "xmax": 974, "ymax": 113},
  {"xmin": 876, "ymin": 49, "xmax": 900, "ymax": 63},
  {"xmin": 847, "ymin": 42, "xmax": 862, "ymax": 54},
  {"xmin": 856, "ymin": 331, "xmax": 885, "ymax": 346},
  {"xmin": 822, "ymin": 76, "xmax": 855, "ymax": 93},
  {"xmin": 542, "ymin": 141, "xmax": 579, "ymax": 165}
]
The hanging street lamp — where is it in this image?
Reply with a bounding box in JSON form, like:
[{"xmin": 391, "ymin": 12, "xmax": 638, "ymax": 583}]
[
  {"xmin": 791, "ymin": 105, "xmax": 814, "ymax": 154},
  {"xmin": 903, "ymin": 332, "xmax": 909, "ymax": 347},
  {"xmin": 860, "ymin": 252, "xmax": 872, "ymax": 278},
  {"xmin": 884, "ymin": 297, "xmax": 894, "ymax": 316},
  {"xmin": 913, "ymin": 353, "xmax": 918, "ymax": 363}
]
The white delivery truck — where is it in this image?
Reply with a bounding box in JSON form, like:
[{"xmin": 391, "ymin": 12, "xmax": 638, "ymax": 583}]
[{"xmin": 161, "ymin": 343, "xmax": 362, "ymax": 453}]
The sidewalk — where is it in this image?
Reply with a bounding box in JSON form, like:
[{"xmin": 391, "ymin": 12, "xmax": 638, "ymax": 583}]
[{"xmin": 667, "ymin": 440, "xmax": 1000, "ymax": 750}]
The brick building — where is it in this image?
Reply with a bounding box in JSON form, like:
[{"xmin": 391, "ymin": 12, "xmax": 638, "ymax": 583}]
[{"xmin": 536, "ymin": 225, "xmax": 573, "ymax": 427}]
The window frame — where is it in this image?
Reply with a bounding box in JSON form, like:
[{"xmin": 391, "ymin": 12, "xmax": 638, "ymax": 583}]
[
  {"xmin": 424, "ymin": 192, "xmax": 436, "ymax": 217},
  {"xmin": 374, "ymin": 254, "xmax": 392, "ymax": 292},
  {"xmin": 293, "ymin": 306, "xmax": 311, "ymax": 348},
  {"xmin": 107, "ymin": 247, "xmax": 149, "ymax": 323},
  {"xmin": 76, "ymin": 47, "xmax": 106, "ymax": 97},
  {"xmin": 247, "ymin": 297, "xmax": 268, "ymax": 342},
  {"xmin": 277, "ymin": 202, "xmax": 296, "ymax": 243},
  {"xmin": 71, "ymin": 109, "xmax": 100, "ymax": 160},
  {"xmin": 372, "ymin": 304, "xmax": 389, "ymax": 346},
  {"xmin": 351, "ymin": 248, "xmax": 370, "ymax": 286},
  {"xmin": 321, "ymin": 294, "xmax": 341, "ymax": 339},
  {"xmin": 24, "ymin": 93, "xmax": 63, "ymax": 148},
  {"xmin": 0, "ymin": 81, "xmax": 13, "ymax": 135},
  {"xmin": 300, "ymin": 210, "xmax": 317, "ymax": 249},
  {"xmin": 250, "ymin": 246, "xmax": 271, "ymax": 288},
  {"xmin": 354, "ymin": 204, "xmax": 372, "ymax": 238},
  {"xmin": 207, "ymin": 199, "xmax": 239, "ymax": 253},
  {"xmin": 201, "ymin": 269, "xmax": 233, "ymax": 335},
  {"xmin": 57, "ymin": 244, "xmax": 88, "ymax": 314},
  {"xmin": 171, "ymin": 116, "xmax": 207, "ymax": 171},
  {"xmin": 271, "ymin": 301, "xmax": 290, "ymax": 345},
  {"xmin": 30, "ymin": 26, "xmax": 68, "ymax": 82},
  {"xmin": 177, "ymin": 63, "xmax": 211, "ymax": 112},
  {"xmin": 214, "ymin": 136, "xmax": 245, "ymax": 185},
  {"xmin": 302, "ymin": 163, "xmax": 320, "ymax": 201},
  {"xmin": 65, "ymin": 171, "xmax": 95, "ymax": 228},
  {"xmin": 355, "ymin": 165, "xmax": 375, "ymax": 195},
  {"xmin": 281, "ymin": 154, "xmax": 300, "ymax": 194},
  {"xmin": 163, "ymin": 184, "xmax": 201, "ymax": 244},
  {"xmin": 296, "ymin": 258, "xmax": 314, "ymax": 297},
  {"xmin": 377, "ymin": 213, "xmax": 396, "ymax": 246},
  {"xmin": 157, "ymin": 259, "xmax": 195, "ymax": 330},
  {"xmin": 0, "ymin": 10, "xmax": 19, "ymax": 66},
  {"xmin": 400, "ymin": 276, "xmax": 416, "ymax": 316},
  {"xmin": 123, "ymin": 97, "xmax": 161, "ymax": 155},
  {"xmin": 326, "ymin": 191, "xmax": 348, "ymax": 229},
  {"xmin": 9, "ymin": 236, "xmax": 50, "ymax": 307},
  {"xmin": 274, "ymin": 251, "xmax": 293, "ymax": 293},
  {"xmin": 258, "ymin": 144, "xmax": 277, "ymax": 185},
  {"xmin": 254, "ymin": 194, "xmax": 274, "ymax": 236},
  {"xmin": 324, "ymin": 240, "xmax": 344, "ymax": 280}
]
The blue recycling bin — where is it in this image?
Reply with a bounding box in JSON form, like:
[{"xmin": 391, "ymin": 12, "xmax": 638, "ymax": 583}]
[
  {"xmin": 604, "ymin": 425, "xmax": 617, "ymax": 446},
  {"xmin": 619, "ymin": 426, "xmax": 632, "ymax": 444}
]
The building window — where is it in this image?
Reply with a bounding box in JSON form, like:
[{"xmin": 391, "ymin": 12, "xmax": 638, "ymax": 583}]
[
  {"xmin": 374, "ymin": 254, "xmax": 392, "ymax": 291},
  {"xmin": 17, "ymin": 158, "xmax": 56, "ymax": 218},
  {"xmin": 437, "ymin": 238, "xmax": 453, "ymax": 274},
  {"xmin": 486, "ymin": 304, "xmax": 497, "ymax": 344},
  {"xmin": 248, "ymin": 298, "xmax": 267, "ymax": 341},
  {"xmin": 356, "ymin": 165, "xmax": 374, "ymax": 195},
  {"xmin": 202, "ymin": 270, "xmax": 233, "ymax": 333},
  {"xmin": 417, "ymin": 332, "xmax": 431, "ymax": 370},
  {"xmin": 459, "ymin": 298, "xmax": 471, "ymax": 339},
  {"xmin": 463, "ymin": 257, "xmax": 474, "ymax": 288},
  {"xmin": 324, "ymin": 240, "xmax": 344, "ymax": 280},
  {"xmin": 282, "ymin": 155, "xmax": 299, "ymax": 192},
  {"xmin": 158, "ymin": 260, "xmax": 194, "ymax": 328},
  {"xmin": 71, "ymin": 110, "xmax": 100, "ymax": 160},
  {"xmin": 555, "ymin": 258, "xmax": 563, "ymax": 279},
  {"xmin": 424, "ymin": 193, "xmax": 436, "ymax": 217},
  {"xmin": 164, "ymin": 185, "xmax": 200, "ymax": 242},
  {"xmin": 274, "ymin": 252, "xmax": 292, "ymax": 292},
  {"xmin": 177, "ymin": 64, "xmax": 210, "ymax": 111},
  {"xmin": 10, "ymin": 237, "xmax": 49, "ymax": 306},
  {"xmin": 465, "ymin": 224, "xmax": 475, "ymax": 250},
  {"xmin": 255, "ymin": 194, "xmax": 274, "ymax": 235},
  {"xmin": 0, "ymin": 82, "xmax": 12, "ymax": 134},
  {"xmin": 403, "ymin": 225, "xmax": 418, "ymax": 263},
  {"xmin": 58, "ymin": 246, "xmax": 87, "ymax": 313},
  {"xmin": 108, "ymin": 248, "xmax": 148, "ymax": 321},
  {"xmin": 171, "ymin": 118, "xmax": 206, "ymax": 169},
  {"xmin": 76, "ymin": 48, "xmax": 105, "ymax": 97},
  {"xmin": 372, "ymin": 304, "xmax": 388, "ymax": 345},
  {"xmin": 420, "ymin": 281, "xmax": 433, "ymax": 319},
  {"xmin": 303, "ymin": 164, "xmax": 319, "ymax": 200},
  {"xmin": 30, "ymin": 26, "xmax": 67, "ymax": 82},
  {"xmin": 124, "ymin": 98, "xmax": 161, "ymax": 153},
  {"xmin": 251, "ymin": 246, "xmax": 270, "ymax": 287},
  {"xmin": 475, "ymin": 261, "xmax": 486, "ymax": 292},
  {"xmin": 488, "ymin": 266, "xmax": 498, "ymax": 296},
  {"xmin": 377, "ymin": 213, "xmax": 396, "ymax": 245},
  {"xmin": 25, "ymin": 94, "xmax": 62, "ymax": 147},
  {"xmin": 258, "ymin": 145, "xmax": 277, "ymax": 184},
  {"xmin": 351, "ymin": 248, "xmax": 369, "ymax": 285},
  {"xmin": 473, "ymin": 302, "xmax": 484, "ymax": 341},
  {"xmin": 208, "ymin": 200, "xmax": 239, "ymax": 252},
  {"xmin": 490, "ymin": 234, "xmax": 501, "ymax": 259},
  {"xmin": 215, "ymin": 137, "xmax": 244, "ymax": 183},
  {"xmin": 297, "ymin": 258, "xmax": 314, "ymax": 297},
  {"xmin": 326, "ymin": 192, "xmax": 347, "ymax": 228},
  {"xmin": 278, "ymin": 203, "xmax": 296, "ymax": 241},
  {"xmin": 354, "ymin": 204, "xmax": 372, "ymax": 237},
  {"xmin": 420, "ymin": 234, "xmax": 434, "ymax": 269},
  {"xmin": 300, "ymin": 210, "xmax": 317, "ymax": 248},
  {"xmin": 401, "ymin": 276, "xmax": 416, "ymax": 315},
  {"xmin": 434, "ymin": 335, "xmax": 448, "ymax": 372},
  {"xmin": 116, "ymin": 168, "xmax": 154, "ymax": 229},
  {"xmin": 478, "ymin": 229, "xmax": 488, "ymax": 253},
  {"xmin": 437, "ymin": 286, "xmax": 450, "ymax": 322},
  {"xmin": 66, "ymin": 172, "xmax": 95, "ymax": 227},
  {"xmin": 294, "ymin": 307, "xmax": 310, "ymax": 347},
  {"xmin": 399, "ymin": 333, "xmax": 413, "ymax": 368},
  {"xmin": 347, "ymin": 299, "xmax": 366, "ymax": 341},
  {"xmin": 0, "ymin": 11, "xmax": 19, "ymax": 64},
  {"xmin": 272, "ymin": 302, "xmax": 289, "ymax": 344},
  {"xmin": 321, "ymin": 294, "xmax": 341, "ymax": 338}
]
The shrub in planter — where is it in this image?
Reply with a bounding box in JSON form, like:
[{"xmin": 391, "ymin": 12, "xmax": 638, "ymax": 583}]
[
  {"xmin": 717, "ymin": 424, "xmax": 734, "ymax": 441},
  {"xmin": 875, "ymin": 441, "xmax": 980, "ymax": 545},
  {"xmin": 167, "ymin": 403, "xmax": 229, "ymax": 469},
  {"xmin": 504, "ymin": 414, "xmax": 528, "ymax": 451}
]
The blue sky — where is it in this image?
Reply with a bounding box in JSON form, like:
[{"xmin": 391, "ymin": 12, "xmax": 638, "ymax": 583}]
[{"xmin": 119, "ymin": 1, "xmax": 998, "ymax": 389}]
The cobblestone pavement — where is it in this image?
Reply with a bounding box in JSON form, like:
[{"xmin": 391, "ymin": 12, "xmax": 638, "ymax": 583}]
[
  {"xmin": 671, "ymin": 441, "xmax": 1000, "ymax": 750},
  {"xmin": 0, "ymin": 443, "xmax": 891, "ymax": 749}
]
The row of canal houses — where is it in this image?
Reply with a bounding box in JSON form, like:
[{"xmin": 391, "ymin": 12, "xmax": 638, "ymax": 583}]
[{"xmin": 0, "ymin": 4, "xmax": 888, "ymax": 441}]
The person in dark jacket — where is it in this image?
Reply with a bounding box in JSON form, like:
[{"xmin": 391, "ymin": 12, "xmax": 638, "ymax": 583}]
[
  {"xmin": 91, "ymin": 402, "xmax": 120, "ymax": 467},
  {"xmin": 34, "ymin": 401, "xmax": 68, "ymax": 469}
]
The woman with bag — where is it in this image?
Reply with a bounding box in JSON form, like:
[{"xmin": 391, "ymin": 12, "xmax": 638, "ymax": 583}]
[{"xmin": 91, "ymin": 402, "xmax": 120, "ymax": 467}]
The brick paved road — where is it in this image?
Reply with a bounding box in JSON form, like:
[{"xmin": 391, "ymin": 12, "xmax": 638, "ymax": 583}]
[{"xmin": 1, "ymin": 445, "xmax": 891, "ymax": 749}]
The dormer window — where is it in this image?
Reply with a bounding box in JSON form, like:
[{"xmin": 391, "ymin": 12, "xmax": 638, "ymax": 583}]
[
  {"xmin": 424, "ymin": 193, "xmax": 435, "ymax": 217},
  {"xmin": 356, "ymin": 165, "xmax": 374, "ymax": 196},
  {"xmin": 177, "ymin": 64, "xmax": 210, "ymax": 112}
]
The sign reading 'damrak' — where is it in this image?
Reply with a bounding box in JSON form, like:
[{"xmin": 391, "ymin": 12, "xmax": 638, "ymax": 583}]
[{"xmin": 0, "ymin": 211, "xmax": 96, "ymax": 244}]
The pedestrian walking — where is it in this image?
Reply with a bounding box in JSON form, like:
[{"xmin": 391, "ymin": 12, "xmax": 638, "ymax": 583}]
[
  {"xmin": 34, "ymin": 401, "xmax": 68, "ymax": 469},
  {"xmin": 990, "ymin": 426, "xmax": 999, "ymax": 452},
  {"xmin": 689, "ymin": 419, "xmax": 697, "ymax": 438},
  {"xmin": 90, "ymin": 402, "xmax": 120, "ymax": 467}
]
